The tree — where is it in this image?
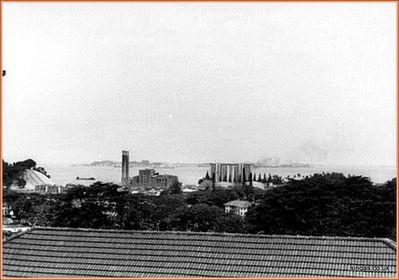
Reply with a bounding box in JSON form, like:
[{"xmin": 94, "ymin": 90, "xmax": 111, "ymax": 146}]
[
  {"xmin": 3, "ymin": 160, "xmax": 13, "ymax": 187},
  {"xmin": 45, "ymin": 182, "xmax": 129, "ymax": 229},
  {"xmin": 258, "ymin": 174, "xmax": 262, "ymax": 182},
  {"xmin": 272, "ymin": 175, "xmax": 283, "ymax": 185},
  {"xmin": 16, "ymin": 178, "xmax": 26, "ymax": 187},
  {"xmin": 168, "ymin": 181, "xmax": 182, "ymax": 195},
  {"xmin": 186, "ymin": 187, "xmax": 239, "ymax": 208},
  {"xmin": 205, "ymin": 171, "xmax": 210, "ymax": 180},
  {"xmin": 217, "ymin": 212, "xmax": 245, "ymax": 233},
  {"xmin": 15, "ymin": 159, "xmax": 36, "ymax": 169},
  {"xmin": 149, "ymin": 194, "xmax": 185, "ymax": 230},
  {"xmin": 245, "ymin": 173, "xmax": 395, "ymax": 239},
  {"xmin": 212, "ymin": 172, "xmax": 216, "ymax": 191},
  {"xmin": 33, "ymin": 166, "xmax": 51, "ymax": 178},
  {"xmin": 3, "ymin": 159, "xmax": 38, "ymax": 188},
  {"xmin": 169, "ymin": 204, "xmax": 244, "ymax": 233},
  {"xmin": 3, "ymin": 161, "xmax": 25, "ymax": 187}
]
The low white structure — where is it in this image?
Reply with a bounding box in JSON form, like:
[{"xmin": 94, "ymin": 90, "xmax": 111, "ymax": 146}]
[
  {"xmin": 182, "ymin": 187, "xmax": 196, "ymax": 193},
  {"xmin": 224, "ymin": 200, "xmax": 252, "ymax": 217}
]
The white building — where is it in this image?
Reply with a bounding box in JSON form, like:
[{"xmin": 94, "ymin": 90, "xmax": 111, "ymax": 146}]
[{"xmin": 224, "ymin": 200, "xmax": 252, "ymax": 217}]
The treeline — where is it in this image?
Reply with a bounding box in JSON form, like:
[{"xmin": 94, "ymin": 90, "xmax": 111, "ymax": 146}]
[
  {"xmin": 202, "ymin": 171, "xmax": 284, "ymax": 185},
  {"xmin": 4, "ymin": 182, "xmax": 250, "ymax": 233},
  {"xmin": 3, "ymin": 173, "xmax": 396, "ymax": 239},
  {"xmin": 246, "ymin": 173, "xmax": 396, "ymax": 239}
]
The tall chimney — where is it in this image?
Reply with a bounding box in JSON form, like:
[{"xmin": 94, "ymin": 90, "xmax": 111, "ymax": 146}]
[{"xmin": 121, "ymin": 150, "xmax": 129, "ymax": 186}]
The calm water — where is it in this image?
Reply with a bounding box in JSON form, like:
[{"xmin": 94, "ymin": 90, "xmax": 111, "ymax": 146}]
[{"xmin": 43, "ymin": 164, "xmax": 396, "ymax": 186}]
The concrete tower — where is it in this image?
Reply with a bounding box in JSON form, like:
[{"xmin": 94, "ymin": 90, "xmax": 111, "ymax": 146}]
[{"xmin": 121, "ymin": 150, "xmax": 129, "ymax": 186}]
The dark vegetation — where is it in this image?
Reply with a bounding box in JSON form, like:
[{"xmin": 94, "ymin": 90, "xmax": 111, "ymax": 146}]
[
  {"xmin": 3, "ymin": 161, "xmax": 396, "ymax": 239},
  {"xmin": 245, "ymin": 174, "xmax": 396, "ymax": 239},
  {"xmin": 3, "ymin": 159, "xmax": 37, "ymax": 187},
  {"xmin": 199, "ymin": 171, "xmax": 284, "ymax": 186}
]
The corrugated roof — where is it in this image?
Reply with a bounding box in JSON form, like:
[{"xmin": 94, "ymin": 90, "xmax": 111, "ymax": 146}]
[
  {"xmin": 2, "ymin": 227, "xmax": 396, "ymax": 277},
  {"xmin": 10, "ymin": 170, "xmax": 55, "ymax": 192},
  {"xmin": 24, "ymin": 169, "xmax": 54, "ymax": 186}
]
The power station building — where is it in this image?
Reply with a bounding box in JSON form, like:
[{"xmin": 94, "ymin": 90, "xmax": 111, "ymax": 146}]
[
  {"xmin": 209, "ymin": 163, "xmax": 253, "ymax": 183},
  {"xmin": 120, "ymin": 151, "xmax": 179, "ymax": 192},
  {"xmin": 130, "ymin": 169, "xmax": 178, "ymax": 190}
]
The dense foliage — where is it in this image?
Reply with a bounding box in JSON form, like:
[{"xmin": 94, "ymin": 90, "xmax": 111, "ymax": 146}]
[
  {"xmin": 3, "ymin": 171, "xmax": 396, "ymax": 239},
  {"xmin": 246, "ymin": 173, "xmax": 396, "ymax": 239},
  {"xmin": 3, "ymin": 159, "xmax": 37, "ymax": 187}
]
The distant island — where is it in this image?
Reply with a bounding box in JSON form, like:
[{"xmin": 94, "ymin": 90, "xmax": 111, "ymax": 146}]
[
  {"xmin": 254, "ymin": 163, "xmax": 311, "ymax": 168},
  {"xmin": 72, "ymin": 160, "xmax": 310, "ymax": 169},
  {"xmin": 82, "ymin": 160, "xmax": 209, "ymax": 168}
]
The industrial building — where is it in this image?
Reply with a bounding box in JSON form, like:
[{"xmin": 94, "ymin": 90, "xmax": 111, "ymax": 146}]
[
  {"xmin": 130, "ymin": 169, "xmax": 178, "ymax": 190},
  {"xmin": 209, "ymin": 163, "xmax": 254, "ymax": 183},
  {"xmin": 120, "ymin": 151, "xmax": 179, "ymax": 191}
]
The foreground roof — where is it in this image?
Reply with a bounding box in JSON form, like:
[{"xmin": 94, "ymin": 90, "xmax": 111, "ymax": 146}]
[{"xmin": 3, "ymin": 227, "xmax": 396, "ymax": 277}]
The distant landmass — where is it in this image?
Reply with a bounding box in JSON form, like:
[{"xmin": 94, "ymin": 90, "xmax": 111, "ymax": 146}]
[
  {"xmin": 73, "ymin": 161, "xmax": 310, "ymax": 169},
  {"xmin": 74, "ymin": 160, "xmax": 210, "ymax": 168},
  {"xmin": 254, "ymin": 163, "xmax": 311, "ymax": 168}
]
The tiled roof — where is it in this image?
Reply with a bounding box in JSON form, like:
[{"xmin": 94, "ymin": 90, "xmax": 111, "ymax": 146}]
[
  {"xmin": 2, "ymin": 227, "xmax": 396, "ymax": 277},
  {"xmin": 224, "ymin": 199, "xmax": 252, "ymax": 208}
]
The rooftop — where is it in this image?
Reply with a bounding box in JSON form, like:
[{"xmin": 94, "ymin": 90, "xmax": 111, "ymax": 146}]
[
  {"xmin": 2, "ymin": 227, "xmax": 396, "ymax": 277},
  {"xmin": 224, "ymin": 199, "xmax": 252, "ymax": 208}
]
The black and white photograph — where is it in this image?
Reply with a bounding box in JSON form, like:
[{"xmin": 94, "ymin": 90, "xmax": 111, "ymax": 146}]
[{"xmin": 2, "ymin": 1, "xmax": 397, "ymax": 278}]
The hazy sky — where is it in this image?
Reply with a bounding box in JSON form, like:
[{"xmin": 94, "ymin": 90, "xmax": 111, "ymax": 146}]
[{"xmin": 3, "ymin": 2, "xmax": 396, "ymax": 165}]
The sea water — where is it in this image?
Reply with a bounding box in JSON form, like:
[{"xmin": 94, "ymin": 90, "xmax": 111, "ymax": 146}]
[{"xmin": 43, "ymin": 164, "xmax": 396, "ymax": 186}]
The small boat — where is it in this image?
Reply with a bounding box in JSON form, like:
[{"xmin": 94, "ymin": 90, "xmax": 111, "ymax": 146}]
[{"xmin": 76, "ymin": 177, "xmax": 96, "ymax": 180}]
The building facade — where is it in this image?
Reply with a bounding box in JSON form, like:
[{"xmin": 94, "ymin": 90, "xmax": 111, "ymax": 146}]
[
  {"xmin": 224, "ymin": 200, "xmax": 252, "ymax": 216},
  {"xmin": 130, "ymin": 169, "xmax": 179, "ymax": 190},
  {"xmin": 34, "ymin": 185, "xmax": 65, "ymax": 194}
]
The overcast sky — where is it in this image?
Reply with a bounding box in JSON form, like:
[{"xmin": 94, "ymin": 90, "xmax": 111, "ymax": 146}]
[{"xmin": 3, "ymin": 2, "xmax": 396, "ymax": 165}]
